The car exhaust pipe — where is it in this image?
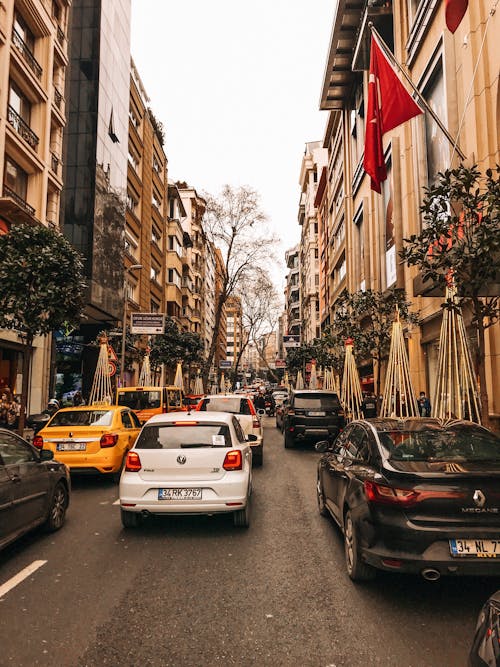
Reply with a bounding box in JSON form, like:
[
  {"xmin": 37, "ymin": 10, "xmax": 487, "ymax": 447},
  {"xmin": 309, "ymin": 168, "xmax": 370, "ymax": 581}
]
[{"xmin": 421, "ymin": 568, "xmax": 441, "ymax": 581}]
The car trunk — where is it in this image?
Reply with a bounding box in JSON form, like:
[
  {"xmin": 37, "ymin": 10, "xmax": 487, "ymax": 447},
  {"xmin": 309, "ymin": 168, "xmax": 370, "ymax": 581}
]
[
  {"xmin": 135, "ymin": 447, "xmax": 230, "ymax": 482},
  {"xmin": 42, "ymin": 427, "xmax": 106, "ymax": 454}
]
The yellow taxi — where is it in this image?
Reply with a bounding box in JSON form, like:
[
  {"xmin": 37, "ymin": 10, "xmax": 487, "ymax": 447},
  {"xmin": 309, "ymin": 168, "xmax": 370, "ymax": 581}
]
[{"xmin": 33, "ymin": 405, "xmax": 142, "ymax": 481}]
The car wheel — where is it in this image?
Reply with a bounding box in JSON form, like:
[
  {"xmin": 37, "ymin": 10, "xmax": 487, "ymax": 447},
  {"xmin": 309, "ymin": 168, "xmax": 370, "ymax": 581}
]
[
  {"xmin": 233, "ymin": 497, "xmax": 251, "ymax": 528},
  {"xmin": 121, "ymin": 509, "xmax": 143, "ymax": 529},
  {"xmin": 344, "ymin": 510, "xmax": 375, "ymax": 582},
  {"xmin": 253, "ymin": 452, "xmax": 263, "ymax": 467},
  {"xmin": 316, "ymin": 475, "xmax": 329, "ymax": 517},
  {"xmin": 44, "ymin": 482, "xmax": 68, "ymax": 532},
  {"xmin": 284, "ymin": 431, "xmax": 295, "ymax": 449}
]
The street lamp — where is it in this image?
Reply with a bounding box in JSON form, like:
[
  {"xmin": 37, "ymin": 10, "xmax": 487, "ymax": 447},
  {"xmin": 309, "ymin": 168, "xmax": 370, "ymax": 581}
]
[{"xmin": 120, "ymin": 264, "xmax": 142, "ymax": 386}]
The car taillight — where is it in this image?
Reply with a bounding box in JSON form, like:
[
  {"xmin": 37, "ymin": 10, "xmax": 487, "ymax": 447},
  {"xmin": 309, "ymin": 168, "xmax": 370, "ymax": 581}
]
[
  {"xmin": 364, "ymin": 480, "xmax": 464, "ymax": 507},
  {"xmin": 100, "ymin": 433, "xmax": 119, "ymax": 448},
  {"xmin": 33, "ymin": 435, "xmax": 43, "ymax": 449},
  {"xmin": 125, "ymin": 451, "xmax": 142, "ymax": 472},
  {"xmin": 223, "ymin": 450, "xmax": 242, "ymax": 471},
  {"xmin": 252, "ymin": 418, "xmax": 260, "ymax": 429}
]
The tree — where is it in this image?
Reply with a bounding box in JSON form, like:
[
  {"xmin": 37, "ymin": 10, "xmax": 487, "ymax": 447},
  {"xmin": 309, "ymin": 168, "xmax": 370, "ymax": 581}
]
[
  {"xmin": 0, "ymin": 224, "xmax": 86, "ymax": 432},
  {"xmin": 285, "ymin": 339, "xmax": 341, "ymax": 382},
  {"xmin": 201, "ymin": 185, "xmax": 277, "ymax": 388},
  {"xmin": 149, "ymin": 318, "xmax": 204, "ymax": 381},
  {"xmin": 323, "ymin": 288, "xmax": 418, "ymax": 398},
  {"xmin": 400, "ymin": 164, "xmax": 500, "ymax": 424},
  {"xmin": 233, "ymin": 269, "xmax": 281, "ymax": 382}
]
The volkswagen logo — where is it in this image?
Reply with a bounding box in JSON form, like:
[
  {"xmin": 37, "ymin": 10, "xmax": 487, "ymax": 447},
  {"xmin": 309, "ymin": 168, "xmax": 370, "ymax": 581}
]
[
  {"xmin": 473, "ymin": 489, "xmax": 486, "ymax": 508},
  {"xmin": 176, "ymin": 455, "xmax": 187, "ymax": 465}
]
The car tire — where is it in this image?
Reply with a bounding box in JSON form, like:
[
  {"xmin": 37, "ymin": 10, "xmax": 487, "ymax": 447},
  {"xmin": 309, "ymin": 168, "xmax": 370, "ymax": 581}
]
[
  {"xmin": 316, "ymin": 475, "xmax": 329, "ymax": 517},
  {"xmin": 121, "ymin": 509, "xmax": 143, "ymax": 529},
  {"xmin": 284, "ymin": 431, "xmax": 295, "ymax": 449},
  {"xmin": 253, "ymin": 452, "xmax": 263, "ymax": 467},
  {"xmin": 344, "ymin": 510, "xmax": 375, "ymax": 582},
  {"xmin": 233, "ymin": 497, "xmax": 251, "ymax": 528},
  {"xmin": 44, "ymin": 482, "xmax": 68, "ymax": 532}
]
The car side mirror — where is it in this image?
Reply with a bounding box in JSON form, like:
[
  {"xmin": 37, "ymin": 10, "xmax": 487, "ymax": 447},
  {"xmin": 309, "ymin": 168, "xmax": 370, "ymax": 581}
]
[
  {"xmin": 246, "ymin": 434, "xmax": 258, "ymax": 442},
  {"xmin": 40, "ymin": 449, "xmax": 54, "ymax": 461},
  {"xmin": 315, "ymin": 440, "xmax": 331, "ymax": 453}
]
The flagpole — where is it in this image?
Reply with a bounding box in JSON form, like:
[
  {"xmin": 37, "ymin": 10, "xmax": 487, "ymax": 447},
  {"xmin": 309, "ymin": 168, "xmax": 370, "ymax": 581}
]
[{"xmin": 369, "ymin": 24, "xmax": 466, "ymax": 160}]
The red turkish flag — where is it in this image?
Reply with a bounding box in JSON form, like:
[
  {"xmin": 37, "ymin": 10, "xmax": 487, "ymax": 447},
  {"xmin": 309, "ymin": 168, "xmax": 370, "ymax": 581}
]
[
  {"xmin": 363, "ymin": 36, "xmax": 423, "ymax": 193},
  {"xmin": 445, "ymin": 0, "xmax": 468, "ymax": 33}
]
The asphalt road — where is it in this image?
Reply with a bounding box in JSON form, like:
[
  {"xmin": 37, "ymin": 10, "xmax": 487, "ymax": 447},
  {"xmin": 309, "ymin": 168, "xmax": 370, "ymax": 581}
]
[{"xmin": 1, "ymin": 417, "xmax": 499, "ymax": 667}]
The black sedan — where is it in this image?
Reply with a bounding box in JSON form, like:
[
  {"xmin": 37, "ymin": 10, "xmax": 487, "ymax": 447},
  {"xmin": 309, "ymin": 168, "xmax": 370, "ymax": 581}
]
[
  {"xmin": 0, "ymin": 428, "xmax": 70, "ymax": 550},
  {"xmin": 316, "ymin": 418, "xmax": 500, "ymax": 582},
  {"xmin": 469, "ymin": 589, "xmax": 500, "ymax": 666}
]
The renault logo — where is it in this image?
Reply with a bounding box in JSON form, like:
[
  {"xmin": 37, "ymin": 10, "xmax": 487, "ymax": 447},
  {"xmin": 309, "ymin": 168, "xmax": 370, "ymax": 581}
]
[
  {"xmin": 473, "ymin": 490, "xmax": 486, "ymax": 508},
  {"xmin": 176, "ymin": 455, "xmax": 187, "ymax": 465}
]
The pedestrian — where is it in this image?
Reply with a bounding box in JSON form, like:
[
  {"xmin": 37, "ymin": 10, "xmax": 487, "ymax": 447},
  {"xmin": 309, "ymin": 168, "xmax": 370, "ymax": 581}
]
[
  {"xmin": 362, "ymin": 392, "xmax": 377, "ymax": 418},
  {"xmin": 6, "ymin": 396, "xmax": 20, "ymax": 430},
  {"xmin": 417, "ymin": 391, "xmax": 431, "ymax": 417},
  {"xmin": 253, "ymin": 392, "xmax": 266, "ymax": 411},
  {"xmin": 0, "ymin": 391, "xmax": 11, "ymax": 428},
  {"xmin": 73, "ymin": 390, "xmax": 83, "ymax": 406}
]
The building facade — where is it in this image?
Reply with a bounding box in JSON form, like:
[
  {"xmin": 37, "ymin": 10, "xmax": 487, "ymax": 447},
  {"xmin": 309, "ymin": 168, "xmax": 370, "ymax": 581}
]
[
  {"xmin": 0, "ymin": 0, "xmax": 70, "ymax": 411},
  {"xmin": 225, "ymin": 295, "xmax": 243, "ymax": 368},
  {"xmin": 284, "ymin": 245, "xmax": 300, "ymax": 339},
  {"xmin": 318, "ymin": 0, "xmax": 500, "ymax": 420}
]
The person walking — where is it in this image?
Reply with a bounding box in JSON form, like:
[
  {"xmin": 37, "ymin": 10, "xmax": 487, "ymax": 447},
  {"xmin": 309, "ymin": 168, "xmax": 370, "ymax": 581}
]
[{"xmin": 362, "ymin": 392, "xmax": 377, "ymax": 418}]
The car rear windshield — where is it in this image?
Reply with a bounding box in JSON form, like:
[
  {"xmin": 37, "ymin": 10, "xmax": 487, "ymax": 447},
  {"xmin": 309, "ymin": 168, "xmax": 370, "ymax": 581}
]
[
  {"xmin": 381, "ymin": 426, "xmax": 500, "ymax": 462},
  {"xmin": 135, "ymin": 423, "xmax": 232, "ymax": 449},
  {"xmin": 117, "ymin": 391, "xmax": 161, "ymax": 410},
  {"xmin": 49, "ymin": 410, "xmax": 114, "ymax": 427},
  {"xmin": 198, "ymin": 397, "xmax": 252, "ymax": 415},
  {"xmin": 293, "ymin": 394, "xmax": 341, "ymax": 410}
]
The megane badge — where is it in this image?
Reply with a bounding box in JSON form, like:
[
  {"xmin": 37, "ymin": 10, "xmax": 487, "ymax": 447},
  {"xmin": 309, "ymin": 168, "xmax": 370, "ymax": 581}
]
[
  {"xmin": 473, "ymin": 490, "xmax": 486, "ymax": 508},
  {"xmin": 177, "ymin": 455, "xmax": 187, "ymax": 465}
]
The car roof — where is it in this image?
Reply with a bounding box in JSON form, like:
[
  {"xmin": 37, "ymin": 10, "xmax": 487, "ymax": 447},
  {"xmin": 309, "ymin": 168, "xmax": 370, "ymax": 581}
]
[
  {"xmin": 145, "ymin": 410, "xmax": 236, "ymax": 425},
  {"xmin": 351, "ymin": 417, "xmax": 493, "ymax": 433},
  {"xmin": 292, "ymin": 390, "xmax": 339, "ymax": 395},
  {"xmin": 201, "ymin": 394, "xmax": 250, "ymax": 399},
  {"xmin": 55, "ymin": 404, "xmax": 125, "ymax": 412}
]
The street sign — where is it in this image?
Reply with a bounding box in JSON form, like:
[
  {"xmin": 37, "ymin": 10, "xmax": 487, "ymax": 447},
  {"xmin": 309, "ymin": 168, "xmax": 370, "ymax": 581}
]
[
  {"xmin": 219, "ymin": 360, "xmax": 232, "ymax": 369},
  {"xmin": 283, "ymin": 335, "xmax": 300, "ymax": 348},
  {"xmin": 130, "ymin": 313, "xmax": 165, "ymax": 334},
  {"xmin": 275, "ymin": 359, "xmax": 286, "ymax": 368},
  {"xmin": 107, "ymin": 361, "xmax": 117, "ymax": 377}
]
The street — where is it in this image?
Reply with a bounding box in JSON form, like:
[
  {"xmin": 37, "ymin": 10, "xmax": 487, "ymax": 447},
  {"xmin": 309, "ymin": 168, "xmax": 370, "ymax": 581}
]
[{"xmin": 1, "ymin": 418, "xmax": 498, "ymax": 667}]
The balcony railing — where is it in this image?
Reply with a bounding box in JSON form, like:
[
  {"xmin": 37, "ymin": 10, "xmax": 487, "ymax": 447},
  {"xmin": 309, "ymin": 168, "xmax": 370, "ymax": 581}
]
[
  {"xmin": 53, "ymin": 86, "xmax": 63, "ymax": 109},
  {"xmin": 51, "ymin": 152, "xmax": 60, "ymax": 175},
  {"xmin": 12, "ymin": 28, "xmax": 42, "ymax": 80},
  {"xmin": 7, "ymin": 106, "xmax": 39, "ymax": 150},
  {"xmin": 3, "ymin": 184, "xmax": 35, "ymax": 216}
]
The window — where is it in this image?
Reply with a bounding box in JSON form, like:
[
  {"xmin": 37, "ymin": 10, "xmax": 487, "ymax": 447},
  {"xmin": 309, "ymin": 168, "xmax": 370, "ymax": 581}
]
[
  {"xmin": 9, "ymin": 81, "xmax": 31, "ymax": 123},
  {"xmin": 153, "ymin": 155, "xmax": 161, "ymax": 173},
  {"xmin": 167, "ymin": 268, "xmax": 181, "ymax": 287},
  {"xmin": 129, "ymin": 107, "xmax": 140, "ymax": 129},
  {"xmin": 0, "ymin": 431, "xmax": 36, "ymax": 465},
  {"xmin": 151, "ymin": 227, "xmax": 161, "ymax": 245},
  {"xmin": 150, "ymin": 265, "xmax": 160, "ymax": 283},
  {"xmin": 128, "ymin": 149, "xmax": 139, "ymax": 172},
  {"xmin": 126, "ymin": 193, "xmax": 138, "ymax": 213},
  {"xmin": 14, "ymin": 13, "xmax": 35, "ymax": 52},
  {"xmin": 152, "ymin": 190, "xmax": 162, "ymax": 210},
  {"xmin": 150, "ymin": 300, "xmax": 160, "ymax": 313},
  {"xmin": 423, "ymin": 59, "xmax": 448, "ymax": 186},
  {"xmin": 4, "ymin": 157, "xmax": 28, "ymax": 199}
]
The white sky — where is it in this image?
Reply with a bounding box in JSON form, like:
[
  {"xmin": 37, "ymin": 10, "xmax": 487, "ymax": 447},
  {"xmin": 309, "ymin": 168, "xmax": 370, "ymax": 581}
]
[{"xmin": 130, "ymin": 0, "xmax": 334, "ymax": 292}]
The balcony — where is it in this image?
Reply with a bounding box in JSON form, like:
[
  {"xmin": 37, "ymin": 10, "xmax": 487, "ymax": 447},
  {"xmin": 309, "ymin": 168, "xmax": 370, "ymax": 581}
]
[
  {"xmin": 12, "ymin": 28, "xmax": 42, "ymax": 80},
  {"xmin": 53, "ymin": 85, "xmax": 63, "ymax": 110},
  {"xmin": 0, "ymin": 184, "xmax": 37, "ymax": 224},
  {"xmin": 7, "ymin": 106, "xmax": 39, "ymax": 150}
]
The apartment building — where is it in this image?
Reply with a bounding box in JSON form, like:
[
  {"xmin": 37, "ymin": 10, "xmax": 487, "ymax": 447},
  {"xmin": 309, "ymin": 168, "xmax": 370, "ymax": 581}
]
[
  {"xmin": 318, "ymin": 0, "xmax": 500, "ymax": 419},
  {"xmin": 298, "ymin": 141, "xmax": 327, "ymax": 343},
  {"xmin": 204, "ymin": 239, "xmax": 217, "ymax": 356},
  {"xmin": 284, "ymin": 245, "xmax": 300, "ymax": 338},
  {"xmin": 225, "ymin": 295, "xmax": 243, "ymax": 368},
  {"xmin": 0, "ymin": 0, "xmax": 70, "ymax": 411},
  {"xmin": 213, "ymin": 246, "xmax": 227, "ymax": 379}
]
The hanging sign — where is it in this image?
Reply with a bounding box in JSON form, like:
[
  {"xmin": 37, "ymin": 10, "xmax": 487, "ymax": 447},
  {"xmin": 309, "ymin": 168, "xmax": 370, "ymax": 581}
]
[{"xmin": 131, "ymin": 313, "xmax": 165, "ymax": 334}]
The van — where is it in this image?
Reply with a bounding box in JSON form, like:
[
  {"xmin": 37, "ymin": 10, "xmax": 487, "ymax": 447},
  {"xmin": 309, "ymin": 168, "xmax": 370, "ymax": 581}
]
[{"xmin": 116, "ymin": 386, "xmax": 184, "ymax": 423}]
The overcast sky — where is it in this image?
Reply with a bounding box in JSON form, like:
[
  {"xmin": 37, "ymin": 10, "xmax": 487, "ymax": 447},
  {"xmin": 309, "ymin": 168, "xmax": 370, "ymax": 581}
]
[{"xmin": 130, "ymin": 0, "xmax": 334, "ymax": 292}]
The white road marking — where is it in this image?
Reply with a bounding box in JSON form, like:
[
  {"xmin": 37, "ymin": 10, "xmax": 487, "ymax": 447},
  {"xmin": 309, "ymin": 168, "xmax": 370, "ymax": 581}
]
[
  {"xmin": 113, "ymin": 499, "xmax": 120, "ymax": 505},
  {"xmin": 0, "ymin": 560, "xmax": 47, "ymax": 598}
]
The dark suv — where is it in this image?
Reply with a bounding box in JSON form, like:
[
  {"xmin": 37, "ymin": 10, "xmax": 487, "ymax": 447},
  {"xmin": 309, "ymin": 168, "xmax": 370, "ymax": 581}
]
[{"xmin": 283, "ymin": 390, "xmax": 344, "ymax": 448}]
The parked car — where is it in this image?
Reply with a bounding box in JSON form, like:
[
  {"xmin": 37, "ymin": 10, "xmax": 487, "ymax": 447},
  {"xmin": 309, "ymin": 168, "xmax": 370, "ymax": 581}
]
[
  {"xmin": 469, "ymin": 589, "xmax": 500, "ymax": 666},
  {"xmin": 315, "ymin": 418, "xmax": 500, "ymax": 581},
  {"xmin": 0, "ymin": 428, "xmax": 70, "ymax": 550},
  {"xmin": 119, "ymin": 411, "xmax": 254, "ymax": 528},
  {"xmin": 34, "ymin": 405, "xmax": 142, "ymax": 482},
  {"xmin": 196, "ymin": 394, "xmax": 263, "ymax": 466},
  {"xmin": 283, "ymin": 390, "xmax": 345, "ymax": 448},
  {"xmin": 183, "ymin": 394, "xmax": 205, "ymax": 409}
]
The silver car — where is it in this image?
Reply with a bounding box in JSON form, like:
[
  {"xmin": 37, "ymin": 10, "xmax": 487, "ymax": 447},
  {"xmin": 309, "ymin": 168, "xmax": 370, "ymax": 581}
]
[{"xmin": 119, "ymin": 411, "xmax": 254, "ymax": 528}]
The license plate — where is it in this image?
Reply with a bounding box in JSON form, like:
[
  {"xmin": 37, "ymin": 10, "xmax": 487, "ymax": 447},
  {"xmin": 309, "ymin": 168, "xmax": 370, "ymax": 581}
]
[
  {"xmin": 449, "ymin": 539, "xmax": 500, "ymax": 557},
  {"xmin": 308, "ymin": 411, "xmax": 326, "ymax": 416},
  {"xmin": 158, "ymin": 488, "xmax": 202, "ymax": 500},
  {"xmin": 56, "ymin": 441, "xmax": 86, "ymax": 451}
]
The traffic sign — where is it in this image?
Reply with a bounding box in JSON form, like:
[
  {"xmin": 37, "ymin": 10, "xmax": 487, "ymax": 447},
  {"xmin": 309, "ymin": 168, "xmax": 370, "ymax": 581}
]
[
  {"xmin": 131, "ymin": 313, "xmax": 165, "ymax": 334},
  {"xmin": 219, "ymin": 360, "xmax": 232, "ymax": 369},
  {"xmin": 107, "ymin": 361, "xmax": 117, "ymax": 377}
]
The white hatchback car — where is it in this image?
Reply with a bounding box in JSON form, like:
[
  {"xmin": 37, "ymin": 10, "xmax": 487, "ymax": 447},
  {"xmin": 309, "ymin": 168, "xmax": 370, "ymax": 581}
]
[{"xmin": 119, "ymin": 411, "xmax": 254, "ymax": 529}]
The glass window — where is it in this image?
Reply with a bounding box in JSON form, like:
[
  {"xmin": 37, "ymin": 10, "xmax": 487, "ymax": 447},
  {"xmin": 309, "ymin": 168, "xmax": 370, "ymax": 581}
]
[
  {"xmin": 121, "ymin": 411, "xmax": 133, "ymax": 429},
  {"xmin": 117, "ymin": 390, "xmax": 161, "ymax": 410},
  {"xmin": 4, "ymin": 157, "xmax": 28, "ymax": 199},
  {"xmin": 293, "ymin": 393, "xmax": 341, "ymax": 410},
  {"xmin": 135, "ymin": 423, "xmax": 232, "ymax": 449},
  {"xmin": 9, "ymin": 81, "xmax": 31, "ymax": 123},
  {"xmin": 232, "ymin": 416, "xmax": 246, "ymax": 442},
  {"xmin": 0, "ymin": 432, "xmax": 36, "ymax": 465},
  {"xmin": 49, "ymin": 410, "xmax": 114, "ymax": 427},
  {"xmin": 423, "ymin": 60, "xmax": 449, "ymax": 186}
]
